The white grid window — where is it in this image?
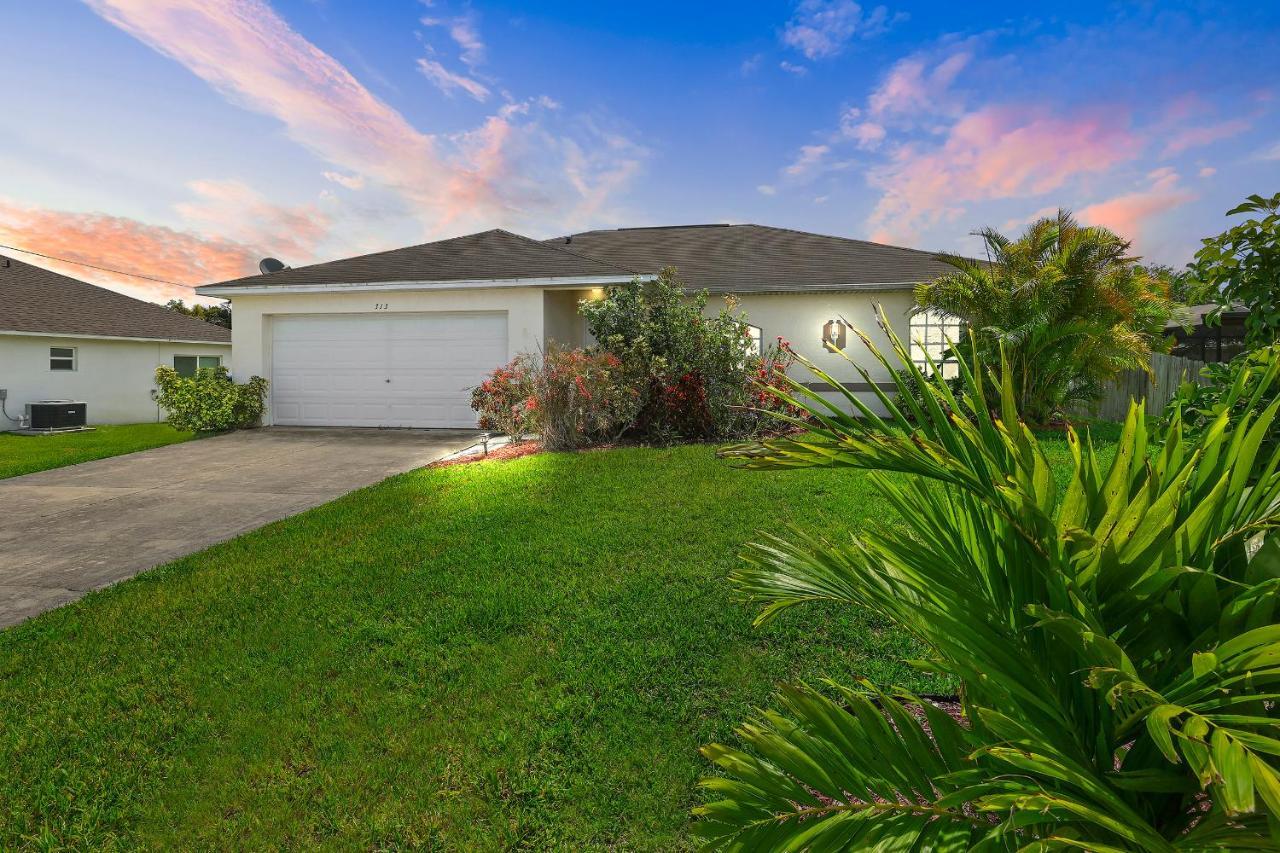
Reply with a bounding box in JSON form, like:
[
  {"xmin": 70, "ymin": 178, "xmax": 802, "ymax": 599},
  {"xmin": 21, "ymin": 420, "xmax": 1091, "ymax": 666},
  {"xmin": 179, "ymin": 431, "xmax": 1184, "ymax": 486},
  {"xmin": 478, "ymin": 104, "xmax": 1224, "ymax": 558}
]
[
  {"xmin": 746, "ymin": 325, "xmax": 762, "ymax": 358},
  {"xmin": 910, "ymin": 311, "xmax": 964, "ymax": 379},
  {"xmin": 50, "ymin": 346, "xmax": 76, "ymax": 371}
]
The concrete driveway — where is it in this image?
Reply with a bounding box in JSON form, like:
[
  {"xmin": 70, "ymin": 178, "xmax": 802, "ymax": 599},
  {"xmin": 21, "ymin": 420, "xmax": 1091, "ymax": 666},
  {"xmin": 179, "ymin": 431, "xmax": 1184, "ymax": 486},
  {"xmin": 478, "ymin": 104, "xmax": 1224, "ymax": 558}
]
[{"xmin": 0, "ymin": 428, "xmax": 479, "ymax": 629}]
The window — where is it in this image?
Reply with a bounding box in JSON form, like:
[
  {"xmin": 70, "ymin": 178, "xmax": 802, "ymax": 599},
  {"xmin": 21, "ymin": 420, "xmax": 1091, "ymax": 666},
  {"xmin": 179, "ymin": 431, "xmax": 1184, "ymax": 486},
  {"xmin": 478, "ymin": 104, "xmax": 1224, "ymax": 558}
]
[
  {"xmin": 909, "ymin": 311, "xmax": 964, "ymax": 379},
  {"xmin": 50, "ymin": 346, "xmax": 76, "ymax": 371},
  {"xmin": 746, "ymin": 324, "xmax": 762, "ymax": 358},
  {"xmin": 173, "ymin": 355, "xmax": 222, "ymax": 377}
]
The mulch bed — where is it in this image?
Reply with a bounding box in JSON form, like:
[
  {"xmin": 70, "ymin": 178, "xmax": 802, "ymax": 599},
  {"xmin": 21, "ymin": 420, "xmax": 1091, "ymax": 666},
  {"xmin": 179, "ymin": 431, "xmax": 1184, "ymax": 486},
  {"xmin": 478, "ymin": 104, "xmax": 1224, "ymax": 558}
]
[{"xmin": 429, "ymin": 440, "xmax": 544, "ymax": 468}]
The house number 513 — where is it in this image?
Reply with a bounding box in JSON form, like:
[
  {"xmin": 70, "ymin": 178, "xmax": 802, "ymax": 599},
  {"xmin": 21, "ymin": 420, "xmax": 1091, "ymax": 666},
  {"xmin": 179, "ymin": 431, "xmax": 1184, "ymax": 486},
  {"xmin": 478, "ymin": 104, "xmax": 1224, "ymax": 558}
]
[{"xmin": 373, "ymin": 303, "xmax": 389, "ymax": 310}]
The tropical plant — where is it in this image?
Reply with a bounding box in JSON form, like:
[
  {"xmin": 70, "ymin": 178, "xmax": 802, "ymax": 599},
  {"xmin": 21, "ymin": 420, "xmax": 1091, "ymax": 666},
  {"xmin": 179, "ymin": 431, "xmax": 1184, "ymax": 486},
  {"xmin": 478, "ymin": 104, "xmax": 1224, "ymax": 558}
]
[
  {"xmin": 579, "ymin": 267, "xmax": 757, "ymax": 441},
  {"xmin": 696, "ymin": 311, "xmax": 1280, "ymax": 850},
  {"xmin": 1191, "ymin": 192, "xmax": 1280, "ymax": 349},
  {"xmin": 915, "ymin": 210, "xmax": 1176, "ymax": 424},
  {"xmin": 154, "ymin": 365, "xmax": 267, "ymax": 432},
  {"xmin": 165, "ymin": 298, "xmax": 232, "ymax": 329},
  {"xmin": 1162, "ymin": 345, "xmax": 1280, "ymax": 482}
]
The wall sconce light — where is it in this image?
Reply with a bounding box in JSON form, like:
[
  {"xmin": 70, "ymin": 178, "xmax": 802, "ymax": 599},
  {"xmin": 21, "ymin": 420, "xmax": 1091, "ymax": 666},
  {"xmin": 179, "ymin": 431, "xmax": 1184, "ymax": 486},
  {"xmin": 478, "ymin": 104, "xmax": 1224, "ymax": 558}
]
[{"xmin": 822, "ymin": 319, "xmax": 847, "ymax": 352}]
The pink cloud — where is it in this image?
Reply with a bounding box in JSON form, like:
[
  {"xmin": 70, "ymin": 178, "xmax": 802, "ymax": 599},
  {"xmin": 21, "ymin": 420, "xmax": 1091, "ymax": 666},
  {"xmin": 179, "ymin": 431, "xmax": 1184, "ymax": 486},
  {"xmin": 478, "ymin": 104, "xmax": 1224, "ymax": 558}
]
[
  {"xmin": 868, "ymin": 46, "xmax": 972, "ymax": 117},
  {"xmin": 0, "ymin": 198, "xmax": 259, "ymax": 303},
  {"xmin": 1160, "ymin": 118, "xmax": 1251, "ymax": 157},
  {"xmin": 867, "ymin": 105, "xmax": 1143, "ymax": 243},
  {"xmin": 84, "ymin": 0, "xmax": 643, "ymax": 237},
  {"xmin": 174, "ymin": 179, "xmax": 330, "ymax": 263},
  {"xmin": 1077, "ymin": 168, "xmax": 1196, "ymax": 248}
]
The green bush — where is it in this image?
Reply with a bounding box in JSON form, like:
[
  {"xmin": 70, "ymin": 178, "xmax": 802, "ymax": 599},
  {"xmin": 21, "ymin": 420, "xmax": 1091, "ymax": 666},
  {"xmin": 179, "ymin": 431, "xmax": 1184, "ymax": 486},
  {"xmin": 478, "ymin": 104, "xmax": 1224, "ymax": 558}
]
[
  {"xmin": 528, "ymin": 344, "xmax": 640, "ymax": 450},
  {"xmin": 1162, "ymin": 345, "xmax": 1280, "ymax": 480},
  {"xmin": 699, "ymin": 312, "xmax": 1280, "ymax": 849},
  {"xmin": 154, "ymin": 366, "xmax": 268, "ymax": 433},
  {"xmin": 579, "ymin": 267, "xmax": 757, "ymax": 442}
]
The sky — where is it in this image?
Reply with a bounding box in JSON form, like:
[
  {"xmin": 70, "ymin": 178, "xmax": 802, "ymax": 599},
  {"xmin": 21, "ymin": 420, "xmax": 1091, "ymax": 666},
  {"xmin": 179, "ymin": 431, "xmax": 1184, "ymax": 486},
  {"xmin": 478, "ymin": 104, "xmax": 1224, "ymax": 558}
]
[{"xmin": 1, "ymin": 0, "xmax": 1278, "ymax": 304}]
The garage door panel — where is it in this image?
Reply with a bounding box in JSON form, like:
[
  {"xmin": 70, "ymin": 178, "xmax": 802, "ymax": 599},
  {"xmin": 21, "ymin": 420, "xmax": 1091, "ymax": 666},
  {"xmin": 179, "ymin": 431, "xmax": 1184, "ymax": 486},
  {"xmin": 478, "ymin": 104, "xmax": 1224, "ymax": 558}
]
[{"xmin": 270, "ymin": 312, "xmax": 507, "ymax": 428}]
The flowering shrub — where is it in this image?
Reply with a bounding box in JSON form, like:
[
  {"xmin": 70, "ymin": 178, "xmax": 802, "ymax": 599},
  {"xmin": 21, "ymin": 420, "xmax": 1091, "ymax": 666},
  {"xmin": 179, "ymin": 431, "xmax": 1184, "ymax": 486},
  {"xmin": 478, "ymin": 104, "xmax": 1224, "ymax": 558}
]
[
  {"xmin": 530, "ymin": 345, "xmax": 640, "ymax": 450},
  {"xmin": 154, "ymin": 365, "xmax": 267, "ymax": 432},
  {"xmin": 742, "ymin": 338, "xmax": 806, "ymax": 435},
  {"xmin": 470, "ymin": 355, "xmax": 537, "ymax": 440},
  {"xmin": 579, "ymin": 267, "xmax": 757, "ymax": 442}
]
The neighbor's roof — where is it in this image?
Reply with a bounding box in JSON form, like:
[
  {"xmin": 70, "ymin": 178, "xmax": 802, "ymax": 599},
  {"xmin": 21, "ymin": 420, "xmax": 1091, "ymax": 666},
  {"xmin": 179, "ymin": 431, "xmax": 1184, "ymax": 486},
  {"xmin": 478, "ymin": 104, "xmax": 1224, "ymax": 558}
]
[
  {"xmin": 0, "ymin": 255, "xmax": 230, "ymax": 343},
  {"xmin": 545, "ymin": 224, "xmax": 957, "ymax": 293},
  {"xmin": 201, "ymin": 228, "xmax": 637, "ymax": 291}
]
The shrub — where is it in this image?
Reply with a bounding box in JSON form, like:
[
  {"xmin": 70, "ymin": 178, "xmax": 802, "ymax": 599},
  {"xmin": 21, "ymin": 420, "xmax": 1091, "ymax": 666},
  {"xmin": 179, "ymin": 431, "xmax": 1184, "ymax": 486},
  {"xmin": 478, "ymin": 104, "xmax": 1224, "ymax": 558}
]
[
  {"xmin": 1162, "ymin": 344, "xmax": 1280, "ymax": 480},
  {"xmin": 470, "ymin": 355, "xmax": 537, "ymax": 440},
  {"xmin": 579, "ymin": 267, "xmax": 755, "ymax": 442},
  {"xmin": 1191, "ymin": 192, "xmax": 1280, "ymax": 348},
  {"xmin": 154, "ymin": 366, "xmax": 267, "ymax": 432},
  {"xmin": 529, "ymin": 345, "xmax": 640, "ymax": 450},
  {"xmin": 699, "ymin": 311, "xmax": 1280, "ymax": 849}
]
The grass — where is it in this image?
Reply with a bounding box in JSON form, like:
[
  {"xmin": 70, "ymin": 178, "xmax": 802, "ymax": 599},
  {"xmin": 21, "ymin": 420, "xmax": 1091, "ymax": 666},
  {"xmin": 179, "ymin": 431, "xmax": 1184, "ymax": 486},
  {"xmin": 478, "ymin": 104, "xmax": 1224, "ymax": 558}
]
[
  {"xmin": 0, "ymin": 428, "xmax": 1115, "ymax": 849},
  {"xmin": 0, "ymin": 423, "xmax": 197, "ymax": 480}
]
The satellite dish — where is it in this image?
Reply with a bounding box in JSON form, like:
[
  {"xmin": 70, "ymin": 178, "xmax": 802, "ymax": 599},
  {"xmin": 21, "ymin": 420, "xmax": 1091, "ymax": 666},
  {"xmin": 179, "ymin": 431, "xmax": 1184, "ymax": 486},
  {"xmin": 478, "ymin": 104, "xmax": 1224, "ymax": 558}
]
[{"xmin": 259, "ymin": 257, "xmax": 288, "ymax": 274}]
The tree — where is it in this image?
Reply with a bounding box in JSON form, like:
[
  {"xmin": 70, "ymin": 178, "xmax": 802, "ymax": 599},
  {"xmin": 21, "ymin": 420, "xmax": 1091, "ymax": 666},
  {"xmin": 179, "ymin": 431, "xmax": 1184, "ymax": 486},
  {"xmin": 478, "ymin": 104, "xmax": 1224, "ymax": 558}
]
[
  {"xmin": 165, "ymin": 299, "xmax": 231, "ymax": 329},
  {"xmin": 1139, "ymin": 263, "xmax": 1218, "ymax": 307},
  {"xmin": 1192, "ymin": 192, "xmax": 1280, "ymax": 348},
  {"xmin": 697, "ymin": 313, "xmax": 1280, "ymax": 850},
  {"xmin": 914, "ymin": 210, "xmax": 1175, "ymax": 424}
]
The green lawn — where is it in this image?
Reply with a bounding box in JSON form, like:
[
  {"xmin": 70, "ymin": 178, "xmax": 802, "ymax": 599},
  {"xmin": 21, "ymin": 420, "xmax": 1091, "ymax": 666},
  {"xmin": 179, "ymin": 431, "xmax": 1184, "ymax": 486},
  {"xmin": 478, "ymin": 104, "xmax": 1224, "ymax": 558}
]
[
  {"xmin": 0, "ymin": 428, "xmax": 1115, "ymax": 849},
  {"xmin": 0, "ymin": 423, "xmax": 197, "ymax": 480}
]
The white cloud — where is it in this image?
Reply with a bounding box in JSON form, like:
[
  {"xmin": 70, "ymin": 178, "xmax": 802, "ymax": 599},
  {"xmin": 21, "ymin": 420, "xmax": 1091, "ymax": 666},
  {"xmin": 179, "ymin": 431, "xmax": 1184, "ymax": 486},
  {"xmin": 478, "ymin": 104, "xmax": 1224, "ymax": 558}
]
[
  {"xmin": 757, "ymin": 184, "xmax": 777, "ymax": 196},
  {"xmin": 783, "ymin": 144, "xmax": 831, "ymax": 177},
  {"xmin": 1198, "ymin": 166, "xmax": 1217, "ymax": 178},
  {"xmin": 417, "ymin": 57, "xmax": 491, "ymax": 101},
  {"xmin": 322, "ymin": 171, "xmax": 366, "ymax": 190},
  {"xmin": 779, "ymin": 61, "xmax": 809, "ymax": 76},
  {"xmin": 781, "ymin": 1, "xmax": 900, "ymax": 60}
]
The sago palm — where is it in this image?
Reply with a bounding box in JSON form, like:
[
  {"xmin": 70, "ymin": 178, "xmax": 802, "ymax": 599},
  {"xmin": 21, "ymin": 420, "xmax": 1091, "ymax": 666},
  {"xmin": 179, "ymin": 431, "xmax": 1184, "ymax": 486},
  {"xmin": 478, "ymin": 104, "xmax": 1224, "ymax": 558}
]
[
  {"xmin": 696, "ymin": 311, "xmax": 1280, "ymax": 850},
  {"xmin": 916, "ymin": 210, "xmax": 1175, "ymax": 424}
]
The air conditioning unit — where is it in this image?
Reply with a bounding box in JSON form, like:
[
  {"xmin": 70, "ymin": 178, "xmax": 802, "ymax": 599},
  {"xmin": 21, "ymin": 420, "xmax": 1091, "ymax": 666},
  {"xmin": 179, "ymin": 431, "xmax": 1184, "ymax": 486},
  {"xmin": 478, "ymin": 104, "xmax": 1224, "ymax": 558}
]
[{"xmin": 26, "ymin": 400, "xmax": 88, "ymax": 430}]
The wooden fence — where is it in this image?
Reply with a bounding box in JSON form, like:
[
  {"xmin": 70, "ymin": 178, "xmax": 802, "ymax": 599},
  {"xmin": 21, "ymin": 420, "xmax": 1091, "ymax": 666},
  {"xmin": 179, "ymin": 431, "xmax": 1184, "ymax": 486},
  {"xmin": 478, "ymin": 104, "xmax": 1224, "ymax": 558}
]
[{"xmin": 1088, "ymin": 353, "xmax": 1208, "ymax": 422}]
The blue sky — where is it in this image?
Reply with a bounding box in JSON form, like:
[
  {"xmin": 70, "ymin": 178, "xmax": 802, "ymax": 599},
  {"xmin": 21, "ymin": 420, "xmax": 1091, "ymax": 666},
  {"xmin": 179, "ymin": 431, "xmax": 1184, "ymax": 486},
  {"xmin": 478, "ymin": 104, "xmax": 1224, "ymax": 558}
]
[{"xmin": 1, "ymin": 1, "xmax": 1278, "ymax": 302}]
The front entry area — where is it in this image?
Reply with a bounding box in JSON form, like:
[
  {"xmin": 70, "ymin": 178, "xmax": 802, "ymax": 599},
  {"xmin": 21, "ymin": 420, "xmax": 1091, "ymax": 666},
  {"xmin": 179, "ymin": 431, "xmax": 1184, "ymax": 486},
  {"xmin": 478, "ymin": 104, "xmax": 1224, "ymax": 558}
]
[{"xmin": 270, "ymin": 312, "xmax": 508, "ymax": 428}]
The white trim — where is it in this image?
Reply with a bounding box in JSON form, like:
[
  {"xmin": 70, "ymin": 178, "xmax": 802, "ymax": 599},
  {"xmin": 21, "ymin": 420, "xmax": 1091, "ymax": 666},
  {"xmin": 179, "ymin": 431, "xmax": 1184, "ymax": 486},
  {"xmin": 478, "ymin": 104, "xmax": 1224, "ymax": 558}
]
[
  {"xmin": 0, "ymin": 329, "xmax": 231, "ymax": 345},
  {"xmin": 197, "ymin": 273, "xmax": 648, "ymax": 298}
]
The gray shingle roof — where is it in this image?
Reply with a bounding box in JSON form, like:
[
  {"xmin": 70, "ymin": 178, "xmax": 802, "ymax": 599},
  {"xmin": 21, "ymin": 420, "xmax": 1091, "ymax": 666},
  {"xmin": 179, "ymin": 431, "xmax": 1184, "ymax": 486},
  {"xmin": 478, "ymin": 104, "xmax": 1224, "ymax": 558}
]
[
  {"xmin": 201, "ymin": 228, "xmax": 637, "ymax": 291},
  {"xmin": 545, "ymin": 224, "xmax": 956, "ymax": 293},
  {"xmin": 0, "ymin": 255, "xmax": 230, "ymax": 343}
]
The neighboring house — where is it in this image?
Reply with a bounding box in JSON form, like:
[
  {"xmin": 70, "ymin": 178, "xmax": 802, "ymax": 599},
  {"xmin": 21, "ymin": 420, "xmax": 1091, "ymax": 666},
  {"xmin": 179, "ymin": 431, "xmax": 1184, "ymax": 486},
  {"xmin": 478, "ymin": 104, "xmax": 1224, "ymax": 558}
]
[
  {"xmin": 1168, "ymin": 303, "xmax": 1250, "ymax": 363},
  {"xmin": 197, "ymin": 225, "xmax": 956, "ymax": 429},
  {"xmin": 0, "ymin": 255, "xmax": 231, "ymax": 428}
]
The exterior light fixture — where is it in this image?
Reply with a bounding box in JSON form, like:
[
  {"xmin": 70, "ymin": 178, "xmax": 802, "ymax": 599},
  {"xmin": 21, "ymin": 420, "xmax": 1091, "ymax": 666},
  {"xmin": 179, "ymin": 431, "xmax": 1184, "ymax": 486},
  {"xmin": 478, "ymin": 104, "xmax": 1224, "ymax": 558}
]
[{"xmin": 822, "ymin": 319, "xmax": 847, "ymax": 352}]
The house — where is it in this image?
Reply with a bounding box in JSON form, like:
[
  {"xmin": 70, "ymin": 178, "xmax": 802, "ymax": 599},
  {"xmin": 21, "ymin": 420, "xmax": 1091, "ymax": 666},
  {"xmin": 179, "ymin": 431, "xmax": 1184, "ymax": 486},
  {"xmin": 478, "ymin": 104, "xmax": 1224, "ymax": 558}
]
[
  {"xmin": 1168, "ymin": 302, "xmax": 1250, "ymax": 363},
  {"xmin": 0, "ymin": 255, "xmax": 231, "ymax": 428},
  {"xmin": 196, "ymin": 225, "xmax": 957, "ymax": 429}
]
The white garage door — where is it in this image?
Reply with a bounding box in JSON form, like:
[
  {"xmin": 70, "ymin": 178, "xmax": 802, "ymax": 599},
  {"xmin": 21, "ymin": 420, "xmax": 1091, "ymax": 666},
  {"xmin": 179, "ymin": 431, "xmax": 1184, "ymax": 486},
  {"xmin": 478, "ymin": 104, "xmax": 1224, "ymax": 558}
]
[{"xmin": 270, "ymin": 312, "xmax": 508, "ymax": 428}]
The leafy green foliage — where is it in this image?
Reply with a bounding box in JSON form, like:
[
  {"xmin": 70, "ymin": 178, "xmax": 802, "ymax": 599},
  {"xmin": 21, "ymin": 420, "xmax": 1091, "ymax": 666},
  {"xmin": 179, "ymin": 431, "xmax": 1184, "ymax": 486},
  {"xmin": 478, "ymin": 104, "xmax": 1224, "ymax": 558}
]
[
  {"xmin": 1139, "ymin": 264, "xmax": 1220, "ymax": 308},
  {"xmin": 701, "ymin": 311, "xmax": 1280, "ymax": 850},
  {"xmin": 915, "ymin": 210, "xmax": 1176, "ymax": 424},
  {"xmin": 154, "ymin": 365, "xmax": 267, "ymax": 433},
  {"xmin": 1163, "ymin": 345, "xmax": 1280, "ymax": 482},
  {"xmin": 1192, "ymin": 193, "xmax": 1280, "ymax": 348},
  {"xmin": 164, "ymin": 299, "xmax": 231, "ymax": 329},
  {"xmin": 580, "ymin": 268, "xmax": 759, "ymax": 441}
]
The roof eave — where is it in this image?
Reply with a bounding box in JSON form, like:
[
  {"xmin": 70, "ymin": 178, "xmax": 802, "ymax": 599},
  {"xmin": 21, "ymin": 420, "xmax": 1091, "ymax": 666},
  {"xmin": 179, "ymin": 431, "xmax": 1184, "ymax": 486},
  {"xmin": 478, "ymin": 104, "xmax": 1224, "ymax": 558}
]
[
  {"xmin": 0, "ymin": 329, "xmax": 231, "ymax": 345},
  {"xmin": 197, "ymin": 273, "xmax": 649, "ymax": 298}
]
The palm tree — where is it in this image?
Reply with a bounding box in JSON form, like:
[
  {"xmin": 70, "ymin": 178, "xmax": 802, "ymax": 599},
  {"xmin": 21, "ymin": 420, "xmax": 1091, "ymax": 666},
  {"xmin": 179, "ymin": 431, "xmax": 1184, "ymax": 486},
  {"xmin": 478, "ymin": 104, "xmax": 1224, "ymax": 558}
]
[
  {"xmin": 915, "ymin": 211, "xmax": 1174, "ymax": 424},
  {"xmin": 697, "ymin": 315, "xmax": 1280, "ymax": 850}
]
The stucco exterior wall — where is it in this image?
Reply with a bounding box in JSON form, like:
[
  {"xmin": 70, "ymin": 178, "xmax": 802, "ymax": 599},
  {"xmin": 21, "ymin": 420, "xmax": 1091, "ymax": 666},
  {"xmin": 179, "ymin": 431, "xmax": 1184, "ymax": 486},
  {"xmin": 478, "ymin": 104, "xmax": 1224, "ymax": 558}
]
[
  {"xmin": 0, "ymin": 334, "xmax": 231, "ymax": 427},
  {"xmin": 710, "ymin": 289, "xmax": 915, "ymax": 412}
]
